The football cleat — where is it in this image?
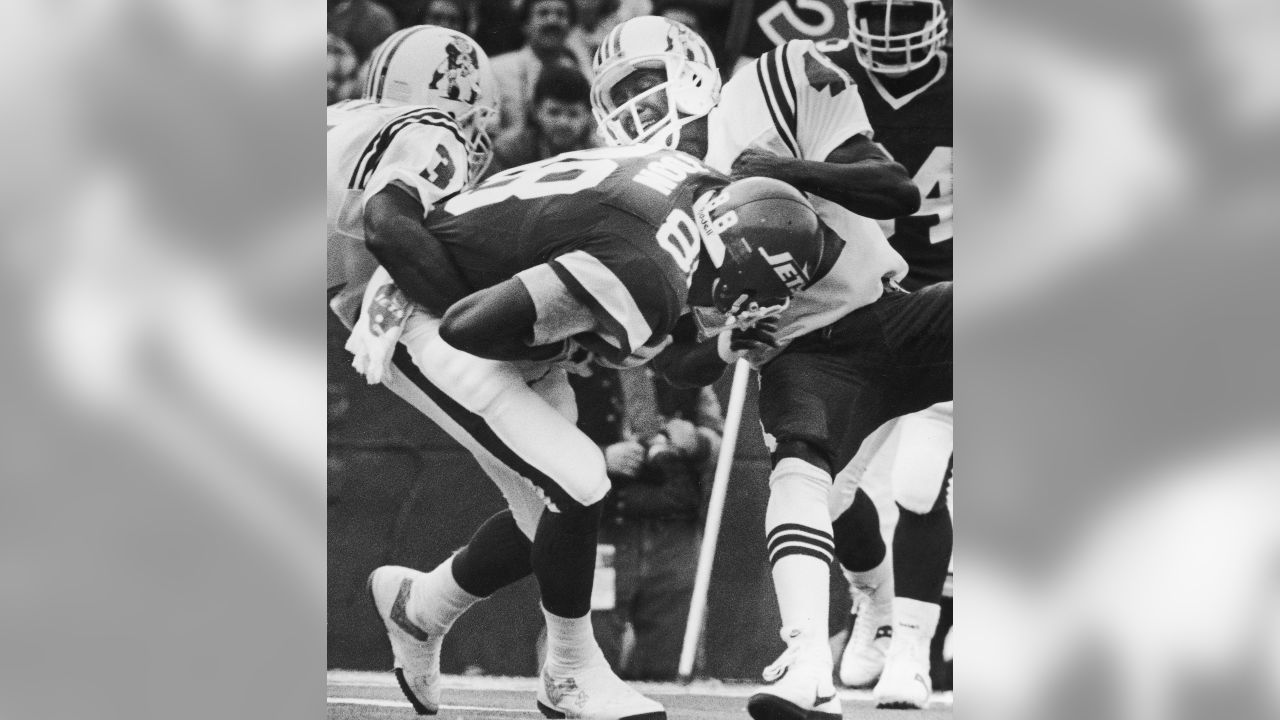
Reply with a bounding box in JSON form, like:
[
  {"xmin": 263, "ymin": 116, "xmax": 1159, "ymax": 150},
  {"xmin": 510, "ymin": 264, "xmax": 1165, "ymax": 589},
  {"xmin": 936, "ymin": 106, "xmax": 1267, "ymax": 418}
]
[
  {"xmin": 536, "ymin": 658, "xmax": 667, "ymax": 720},
  {"xmin": 838, "ymin": 588, "xmax": 893, "ymax": 687},
  {"xmin": 746, "ymin": 628, "xmax": 841, "ymax": 720},
  {"xmin": 367, "ymin": 566, "xmax": 445, "ymax": 715},
  {"xmin": 873, "ymin": 641, "xmax": 933, "ymax": 709}
]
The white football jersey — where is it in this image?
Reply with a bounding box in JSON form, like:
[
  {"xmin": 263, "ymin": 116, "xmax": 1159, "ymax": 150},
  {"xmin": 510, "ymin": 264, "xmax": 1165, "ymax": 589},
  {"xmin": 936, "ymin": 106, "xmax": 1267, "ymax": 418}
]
[
  {"xmin": 327, "ymin": 99, "xmax": 470, "ymax": 326},
  {"xmin": 706, "ymin": 40, "xmax": 908, "ymax": 353}
]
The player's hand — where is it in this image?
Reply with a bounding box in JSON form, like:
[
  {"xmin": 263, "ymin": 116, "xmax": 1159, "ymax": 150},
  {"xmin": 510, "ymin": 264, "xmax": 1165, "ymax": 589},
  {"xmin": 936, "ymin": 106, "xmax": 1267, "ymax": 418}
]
[
  {"xmin": 664, "ymin": 418, "xmax": 700, "ymax": 456},
  {"xmin": 604, "ymin": 440, "xmax": 645, "ymax": 478},
  {"xmin": 731, "ymin": 315, "xmax": 781, "ymax": 351},
  {"xmin": 730, "ymin": 147, "xmax": 792, "ymax": 181},
  {"xmin": 553, "ymin": 339, "xmax": 595, "ymax": 377}
]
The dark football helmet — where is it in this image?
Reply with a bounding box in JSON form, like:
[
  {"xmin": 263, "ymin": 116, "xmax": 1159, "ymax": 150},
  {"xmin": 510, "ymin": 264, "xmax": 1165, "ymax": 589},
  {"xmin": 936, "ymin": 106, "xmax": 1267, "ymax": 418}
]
[
  {"xmin": 693, "ymin": 177, "xmax": 825, "ymax": 319},
  {"xmin": 847, "ymin": 0, "xmax": 949, "ymax": 75}
]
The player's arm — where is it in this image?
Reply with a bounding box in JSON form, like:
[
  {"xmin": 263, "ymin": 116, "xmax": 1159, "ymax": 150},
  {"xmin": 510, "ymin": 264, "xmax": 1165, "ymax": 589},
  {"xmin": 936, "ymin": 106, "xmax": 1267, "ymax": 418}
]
[
  {"xmin": 440, "ymin": 263, "xmax": 604, "ymax": 363},
  {"xmin": 729, "ymin": 135, "xmax": 920, "ymax": 219},
  {"xmin": 438, "ymin": 277, "xmax": 571, "ymax": 361},
  {"xmin": 364, "ymin": 183, "xmax": 472, "ymax": 316}
]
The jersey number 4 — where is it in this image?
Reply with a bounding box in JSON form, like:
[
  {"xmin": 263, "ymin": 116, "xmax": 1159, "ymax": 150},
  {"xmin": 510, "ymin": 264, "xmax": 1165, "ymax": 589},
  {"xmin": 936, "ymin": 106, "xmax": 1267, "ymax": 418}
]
[{"xmin": 890, "ymin": 146, "xmax": 952, "ymax": 244}]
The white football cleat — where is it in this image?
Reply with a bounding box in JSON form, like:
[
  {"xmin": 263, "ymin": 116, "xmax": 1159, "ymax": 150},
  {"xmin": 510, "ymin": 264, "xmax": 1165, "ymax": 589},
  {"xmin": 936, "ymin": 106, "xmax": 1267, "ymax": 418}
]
[
  {"xmin": 367, "ymin": 566, "xmax": 444, "ymax": 715},
  {"xmin": 873, "ymin": 645, "xmax": 932, "ymax": 709},
  {"xmin": 746, "ymin": 628, "xmax": 841, "ymax": 720},
  {"xmin": 838, "ymin": 588, "xmax": 893, "ymax": 687},
  {"xmin": 537, "ymin": 657, "xmax": 666, "ymax": 720}
]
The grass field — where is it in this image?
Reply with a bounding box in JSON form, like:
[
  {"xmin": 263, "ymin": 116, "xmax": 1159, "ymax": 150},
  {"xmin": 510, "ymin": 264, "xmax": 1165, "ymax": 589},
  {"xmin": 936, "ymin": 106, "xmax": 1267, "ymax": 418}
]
[{"xmin": 328, "ymin": 672, "xmax": 953, "ymax": 720}]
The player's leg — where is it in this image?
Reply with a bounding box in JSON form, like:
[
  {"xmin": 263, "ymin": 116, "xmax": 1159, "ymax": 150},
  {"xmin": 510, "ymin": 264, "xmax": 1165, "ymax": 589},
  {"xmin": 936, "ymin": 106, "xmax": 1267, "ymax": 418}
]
[
  {"xmin": 874, "ymin": 403, "xmax": 953, "ymax": 709},
  {"xmin": 828, "ymin": 422, "xmax": 897, "ymax": 687},
  {"xmin": 396, "ymin": 313, "xmax": 665, "ymax": 717},
  {"xmin": 747, "ymin": 342, "xmax": 896, "ymax": 720},
  {"xmin": 375, "ymin": 312, "xmax": 663, "ymax": 719}
]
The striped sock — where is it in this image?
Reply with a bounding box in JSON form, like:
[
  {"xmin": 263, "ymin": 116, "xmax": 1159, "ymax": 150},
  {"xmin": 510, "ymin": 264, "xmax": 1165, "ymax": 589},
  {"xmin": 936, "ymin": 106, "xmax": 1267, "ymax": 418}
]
[{"xmin": 765, "ymin": 457, "xmax": 835, "ymax": 649}]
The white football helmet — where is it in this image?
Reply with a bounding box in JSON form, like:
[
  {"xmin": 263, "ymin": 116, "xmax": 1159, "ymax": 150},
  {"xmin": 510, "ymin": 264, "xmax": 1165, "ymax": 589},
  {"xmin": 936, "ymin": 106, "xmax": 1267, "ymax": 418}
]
[
  {"xmin": 847, "ymin": 0, "xmax": 949, "ymax": 75},
  {"xmin": 364, "ymin": 25, "xmax": 498, "ymax": 181},
  {"xmin": 590, "ymin": 17, "xmax": 720, "ymax": 149}
]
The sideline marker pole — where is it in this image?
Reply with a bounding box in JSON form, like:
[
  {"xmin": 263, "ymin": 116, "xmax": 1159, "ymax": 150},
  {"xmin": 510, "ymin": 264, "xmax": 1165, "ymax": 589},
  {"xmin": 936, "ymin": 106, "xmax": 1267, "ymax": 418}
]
[{"xmin": 677, "ymin": 358, "xmax": 752, "ymax": 680}]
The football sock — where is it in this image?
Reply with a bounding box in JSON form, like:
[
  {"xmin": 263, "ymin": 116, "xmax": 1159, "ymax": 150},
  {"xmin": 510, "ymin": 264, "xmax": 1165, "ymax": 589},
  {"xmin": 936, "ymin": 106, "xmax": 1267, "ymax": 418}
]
[
  {"xmin": 451, "ymin": 510, "xmax": 533, "ymax": 598},
  {"xmin": 765, "ymin": 457, "xmax": 835, "ymax": 652},
  {"xmin": 893, "ymin": 500, "xmax": 951, "ymax": 604},
  {"xmin": 890, "ymin": 597, "xmax": 940, "ymax": 658},
  {"xmin": 543, "ymin": 606, "xmax": 602, "ymax": 672},
  {"xmin": 831, "ymin": 487, "xmax": 887, "ymax": 572},
  {"xmin": 847, "ymin": 554, "xmax": 894, "ymax": 616},
  {"xmin": 409, "ymin": 555, "xmax": 482, "ymax": 634},
  {"xmin": 531, "ymin": 501, "xmax": 603, "ymax": 619}
]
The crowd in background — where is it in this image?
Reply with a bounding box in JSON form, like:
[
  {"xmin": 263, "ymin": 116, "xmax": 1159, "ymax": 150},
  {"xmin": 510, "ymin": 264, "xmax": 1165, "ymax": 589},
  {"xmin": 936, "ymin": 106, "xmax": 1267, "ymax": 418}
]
[{"xmin": 328, "ymin": 0, "xmax": 732, "ymax": 172}]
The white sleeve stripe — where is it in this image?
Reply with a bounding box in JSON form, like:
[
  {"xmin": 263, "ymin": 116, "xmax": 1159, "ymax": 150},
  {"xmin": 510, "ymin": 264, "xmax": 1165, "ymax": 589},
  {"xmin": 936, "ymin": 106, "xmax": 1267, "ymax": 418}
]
[
  {"xmin": 756, "ymin": 51, "xmax": 800, "ymax": 157},
  {"xmin": 553, "ymin": 251, "xmax": 653, "ymax": 352},
  {"xmin": 515, "ymin": 264, "xmax": 598, "ymax": 346},
  {"xmin": 349, "ymin": 109, "xmax": 465, "ymax": 190}
]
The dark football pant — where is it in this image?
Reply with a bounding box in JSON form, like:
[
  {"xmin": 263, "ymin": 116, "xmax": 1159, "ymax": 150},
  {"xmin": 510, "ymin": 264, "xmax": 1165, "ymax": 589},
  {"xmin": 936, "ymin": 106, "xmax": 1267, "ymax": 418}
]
[{"xmin": 758, "ymin": 282, "xmax": 952, "ymax": 472}]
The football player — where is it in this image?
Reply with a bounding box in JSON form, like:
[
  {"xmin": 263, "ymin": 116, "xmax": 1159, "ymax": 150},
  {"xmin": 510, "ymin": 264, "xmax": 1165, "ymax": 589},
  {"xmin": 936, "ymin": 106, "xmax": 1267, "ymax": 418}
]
[
  {"xmin": 827, "ymin": 0, "xmax": 953, "ymax": 708},
  {"xmin": 328, "ymin": 24, "xmax": 497, "ymax": 331},
  {"xmin": 327, "ymin": 25, "xmax": 510, "ymax": 714},
  {"xmin": 339, "ymin": 45, "xmax": 827, "ymax": 714},
  {"xmin": 368, "ymin": 150, "xmax": 825, "ymax": 720},
  {"xmin": 590, "ymin": 16, "xmax": 952, "ymax": 720}
]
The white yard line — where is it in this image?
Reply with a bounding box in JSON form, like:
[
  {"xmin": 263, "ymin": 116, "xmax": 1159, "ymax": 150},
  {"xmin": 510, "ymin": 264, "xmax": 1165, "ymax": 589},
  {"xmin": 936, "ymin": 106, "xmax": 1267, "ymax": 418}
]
[
  {"xmin": 326, "ymin": 671, "xmax": 952, "ymax": 707},
  {"xmin": 328, "ymin": 697, "xmax": 532, "ymax": 712}
]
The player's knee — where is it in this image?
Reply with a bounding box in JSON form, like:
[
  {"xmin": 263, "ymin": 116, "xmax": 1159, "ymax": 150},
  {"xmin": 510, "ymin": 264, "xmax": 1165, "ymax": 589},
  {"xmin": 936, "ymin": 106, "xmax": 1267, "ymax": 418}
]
[
  {"xmin": 895, "ymin": 477, "xmax": 945, "ymax": 514},
  {"xmin": 551, "ymin": 443, "xmax": 609, "ymax": 511},
  {"xmin": 773, "ymin": 439, "xmax": 832, "ymax": 475}
]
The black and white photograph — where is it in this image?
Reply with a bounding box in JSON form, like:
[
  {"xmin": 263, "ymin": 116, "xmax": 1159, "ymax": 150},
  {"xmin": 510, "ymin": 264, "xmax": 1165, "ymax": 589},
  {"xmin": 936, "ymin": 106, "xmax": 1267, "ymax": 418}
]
[
  {"xmin": 327, "ymin": 1, "xmax": 953, "ymax": 718},
  {"xmin": 2, "ymin": 1, "xmax": 1279, "ymax": 720}
]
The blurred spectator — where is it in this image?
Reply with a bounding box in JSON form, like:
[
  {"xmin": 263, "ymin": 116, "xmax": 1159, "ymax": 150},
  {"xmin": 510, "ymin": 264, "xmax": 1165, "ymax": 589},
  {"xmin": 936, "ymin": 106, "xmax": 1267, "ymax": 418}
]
[
  {"xmin": 328, "ymin": 0, "xmax": 399, "ymax": 63},
  {"xmin": 490, "ymin": 0, "xmax": 583, "ymax": 133},
  {"xmin": 328, "ymin": 33, "xmax": 362, "ymax": 104},
  {"xmin": 420, "ymin": 0, "xmax": 472, "ymax": 34},
  {"xmin": 655, "ymin": 2, "xmax": 700, "ymax": 34},
  {"xmin": 565, "ymin": 0, "xmax": 652, "ymax": 71},
  {"xmin": 472, "ymin": 0, "xmax": 526, "ymax": 56},
  {"xmin": 654, "ymin": 1, "xmax": 727, "ymax": 77},
  {"xmin": 570, "ymin": 367, "xmax": 723, "ymax": 680},
  {"xmin": 488, "ymin": 65, "xmax": 597, "ymax": 174}
]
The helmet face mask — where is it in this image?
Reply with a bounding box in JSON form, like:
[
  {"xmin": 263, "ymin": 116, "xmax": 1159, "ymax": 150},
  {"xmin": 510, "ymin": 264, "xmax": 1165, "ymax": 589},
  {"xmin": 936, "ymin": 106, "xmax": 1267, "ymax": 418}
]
[
  {"xmin": 591, "ymin": 17, "xmax": 720, "ymax": 148},
  {"xmin": 364, "ymin": 25, "xmax": 499, "ymax": 183},
  {"xmin": 847, "ymin": 0, "xmax": 949, "ymax": 75}
]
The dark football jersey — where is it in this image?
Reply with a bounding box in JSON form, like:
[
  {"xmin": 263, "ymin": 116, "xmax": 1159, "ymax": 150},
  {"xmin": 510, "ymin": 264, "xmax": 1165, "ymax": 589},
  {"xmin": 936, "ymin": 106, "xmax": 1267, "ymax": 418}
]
[
  {"xmin": 425, "ymin": 145, "xmax": 729, "ymax": 355},
  {"xmin": 818, "ymin": 40, "xmax": 954, "ymax": 289},
  {"xmin": 740, "ymin": 0, "xmax": 850, "ymax": 59}
]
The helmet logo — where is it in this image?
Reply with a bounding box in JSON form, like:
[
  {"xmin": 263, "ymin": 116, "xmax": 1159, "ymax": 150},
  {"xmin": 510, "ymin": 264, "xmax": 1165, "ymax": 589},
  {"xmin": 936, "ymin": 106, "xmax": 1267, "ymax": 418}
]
[
  {"xmin": 664, "ymin": 23, "xmax": 698, "ymax": 61},
  {"xmin": 430, "ymin": 38, "xmax": 481, "ymax": 103},
  {"xmin": 757, "ymin": 247, "xmax": 809, "ymax": 293}
]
